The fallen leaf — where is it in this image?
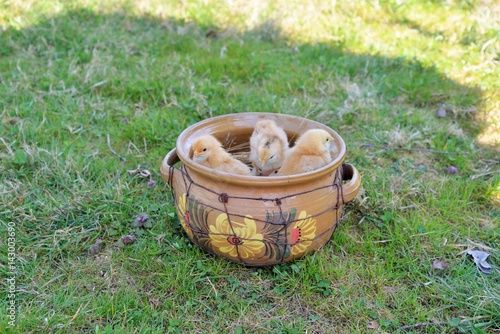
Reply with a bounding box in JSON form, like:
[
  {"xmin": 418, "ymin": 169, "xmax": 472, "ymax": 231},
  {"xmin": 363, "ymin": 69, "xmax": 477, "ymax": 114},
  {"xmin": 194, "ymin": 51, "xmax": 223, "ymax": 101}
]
[
  {"xmin": 368, "ymin": 320, "xmax": 379, "ymax": 329},
  {"xmin": 139, "ymin": 170, "xmax": 151, "ymax": 178},
  {"xmin": 89, "ymin": 244, "xmax": 101, "ymax": 255},
  {"xmin": 128, "ymin": 166, "xmax": 155, "ymax": 187},
  {"xmin": 8, "ymin": 117, "xmax": 19, "ymax": 125},
  {"xmin": 128, "ymin": 168, "xmax": 139, "ymax": 175},
  {"xmin": 436, "ymin": 105, "xmax": 447, "ymax": 118},
  {"xmin": 432, "ymin": 259, "xmax": 450, "ymax": 270},
  {"xmin": 121, "ymin": 234, "xmax": 136, "ymax": 245},
  {"xmin": 479, "ymin": 261, "xmax": 492, "ymax": 273},
  {"xmin": 466, "ymin": 249, "xmax": 492, "ymax": 274},
  {"xmin": 443, "ymin": 166, "xmax": 459, "ymax": 174},
  {"xmin": 205, "ymin": 29, "xmax": 217, "ymax": 38},
  {"xmin": 116, "ymin": 234, "xmax": 137, "ymax": 247}
]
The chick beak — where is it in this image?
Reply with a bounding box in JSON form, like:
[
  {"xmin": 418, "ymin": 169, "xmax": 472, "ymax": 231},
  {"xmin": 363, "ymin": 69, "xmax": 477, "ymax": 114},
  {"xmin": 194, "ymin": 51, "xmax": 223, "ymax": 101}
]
[{"xmin": 260, "ymin": 156, "xmax": 268, "ymax": 167}]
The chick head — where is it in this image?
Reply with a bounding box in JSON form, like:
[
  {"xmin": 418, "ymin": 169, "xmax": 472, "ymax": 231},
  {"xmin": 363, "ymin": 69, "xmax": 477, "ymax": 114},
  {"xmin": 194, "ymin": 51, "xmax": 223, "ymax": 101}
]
[
  {"xmin": 191, "ymin": 135, "xmax": 222, "ymax": 163},
  {"xmin": 298, "ymin": 129, "xmax": 334, "ymax": 153},
  {"xmin": 258, "ymin": 136, "xmax": 285, "ymax": 167},
  {"xmin": 254, "ymin": 120, "xmax": 277, "ymax": 134}
]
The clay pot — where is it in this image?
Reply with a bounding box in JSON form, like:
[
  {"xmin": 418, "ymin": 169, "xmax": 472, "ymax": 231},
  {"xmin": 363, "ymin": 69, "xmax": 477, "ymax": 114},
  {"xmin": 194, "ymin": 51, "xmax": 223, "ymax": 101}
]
[{"xmin": 160, "ymin": 113, "xmax": 361, "ymax": 266}]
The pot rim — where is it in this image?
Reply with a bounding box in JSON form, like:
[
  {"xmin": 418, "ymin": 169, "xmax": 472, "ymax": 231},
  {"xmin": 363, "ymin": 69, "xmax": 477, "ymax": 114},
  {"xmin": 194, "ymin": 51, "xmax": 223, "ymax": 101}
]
[{"xmin": 175, "ymin": 112, "xmax": 347, "ymax": 187}]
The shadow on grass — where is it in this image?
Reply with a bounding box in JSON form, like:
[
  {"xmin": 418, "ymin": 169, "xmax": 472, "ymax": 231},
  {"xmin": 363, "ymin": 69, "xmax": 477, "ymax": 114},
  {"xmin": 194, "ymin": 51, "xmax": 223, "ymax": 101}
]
[{"xmin": 0, "ymin": 8, "xmax": 485, "ymax": 130}]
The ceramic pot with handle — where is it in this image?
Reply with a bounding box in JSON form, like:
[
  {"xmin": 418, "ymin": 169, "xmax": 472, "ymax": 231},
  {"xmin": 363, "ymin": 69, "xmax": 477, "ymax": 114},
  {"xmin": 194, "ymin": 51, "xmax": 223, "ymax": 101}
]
[{"xmin": 160, "ymin": 113, "xmax": 361, "ymax": 266}]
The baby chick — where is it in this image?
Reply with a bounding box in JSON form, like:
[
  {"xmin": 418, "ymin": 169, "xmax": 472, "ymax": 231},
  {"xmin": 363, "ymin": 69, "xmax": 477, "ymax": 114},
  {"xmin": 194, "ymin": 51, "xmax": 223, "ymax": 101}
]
[
  {"xmin": 249, "ymin": 120, "xmax": 289, "ymax": 176},
  {"xmin": 191, "ymin": 135, "xmax": 252, "ymax": 176},
  {"xmin": 276, "ymin": 129, "xmax": 334, "ymax": 176}
]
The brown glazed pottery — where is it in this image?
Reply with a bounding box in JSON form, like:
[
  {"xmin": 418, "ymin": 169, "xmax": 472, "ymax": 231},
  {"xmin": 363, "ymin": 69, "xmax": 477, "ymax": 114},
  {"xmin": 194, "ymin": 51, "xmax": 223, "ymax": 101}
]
[{"xmin": 160, "ymin": 113, "xmax": 361, "ymax": 266}]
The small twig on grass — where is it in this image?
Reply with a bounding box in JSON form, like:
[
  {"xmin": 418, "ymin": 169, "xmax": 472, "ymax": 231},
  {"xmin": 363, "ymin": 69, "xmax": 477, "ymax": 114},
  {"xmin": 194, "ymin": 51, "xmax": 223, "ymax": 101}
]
[
  {"xmin": 107, "ymin": 134, "xmax": 126, "ymax": 161},
  {"xmin": 470, "ymin": 170, "xmax": 500, "ymax": 180},
  {"xmin": 42, "ymin": 273, "xmax": 66, "ymax": 289},
  {"xmin": 354, "ymin": 143, "xmax": 465, "ymax": 155},
  {"xmin": 90, "ymin": 79, "xmax": 108, "ymax": 90},
  {"xmin": 0, "ymin": 137, "xmax": 14, "ymax": 156},
  {"xmin": 398, "ymin": 321, "xmax": 448, "ymax": 331},
  {"xmin": 206, "ymin": 276, "xmax": 218, "ymax": 298}
]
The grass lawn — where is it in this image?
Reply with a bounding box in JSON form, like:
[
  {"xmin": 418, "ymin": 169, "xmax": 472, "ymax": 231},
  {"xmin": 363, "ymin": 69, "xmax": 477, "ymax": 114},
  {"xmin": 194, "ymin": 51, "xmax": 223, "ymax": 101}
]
[{"xmin": 1, "ymin": 0, "xmax": 499, "ymax": 333}]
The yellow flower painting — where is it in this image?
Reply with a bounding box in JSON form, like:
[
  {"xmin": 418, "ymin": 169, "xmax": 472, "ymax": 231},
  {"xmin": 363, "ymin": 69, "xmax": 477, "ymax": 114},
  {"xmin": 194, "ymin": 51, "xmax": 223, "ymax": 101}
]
[
  {"xmin": 209, "ymin": 213, "xmax": 264, "ymax": 259},
  {"xmin": 290, "ymin": 211, "xmax": 317, "ymax": 255},
  {"xmin": 176, "ymin": 193, "xmax": 193, "ymax": 238}
]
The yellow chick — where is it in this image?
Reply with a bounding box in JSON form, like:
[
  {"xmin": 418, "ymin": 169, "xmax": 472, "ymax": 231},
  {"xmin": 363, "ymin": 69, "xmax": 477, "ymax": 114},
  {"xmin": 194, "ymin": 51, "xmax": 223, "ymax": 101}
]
[
  {"xmin": 249, "ymin": 120, "xmax": 289, "ymax": 176},
  {"xmin": 276, "ymin": 129, "xmax": 334, "ymax": 176},
  {"xmin": 191, "ymin": 135, "xmax": 252, "ymax": 176}
]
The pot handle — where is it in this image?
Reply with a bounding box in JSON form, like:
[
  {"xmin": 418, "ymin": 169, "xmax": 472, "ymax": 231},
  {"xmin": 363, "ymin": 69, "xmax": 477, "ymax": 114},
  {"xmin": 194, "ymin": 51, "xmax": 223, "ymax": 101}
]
[
  {"xmin": 340, "ymin": 163, "xmax": 361, "ymax": 204},
  {"xmin": 160, "ymin": 148, "xmax": 180, "ymax": 186}
]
